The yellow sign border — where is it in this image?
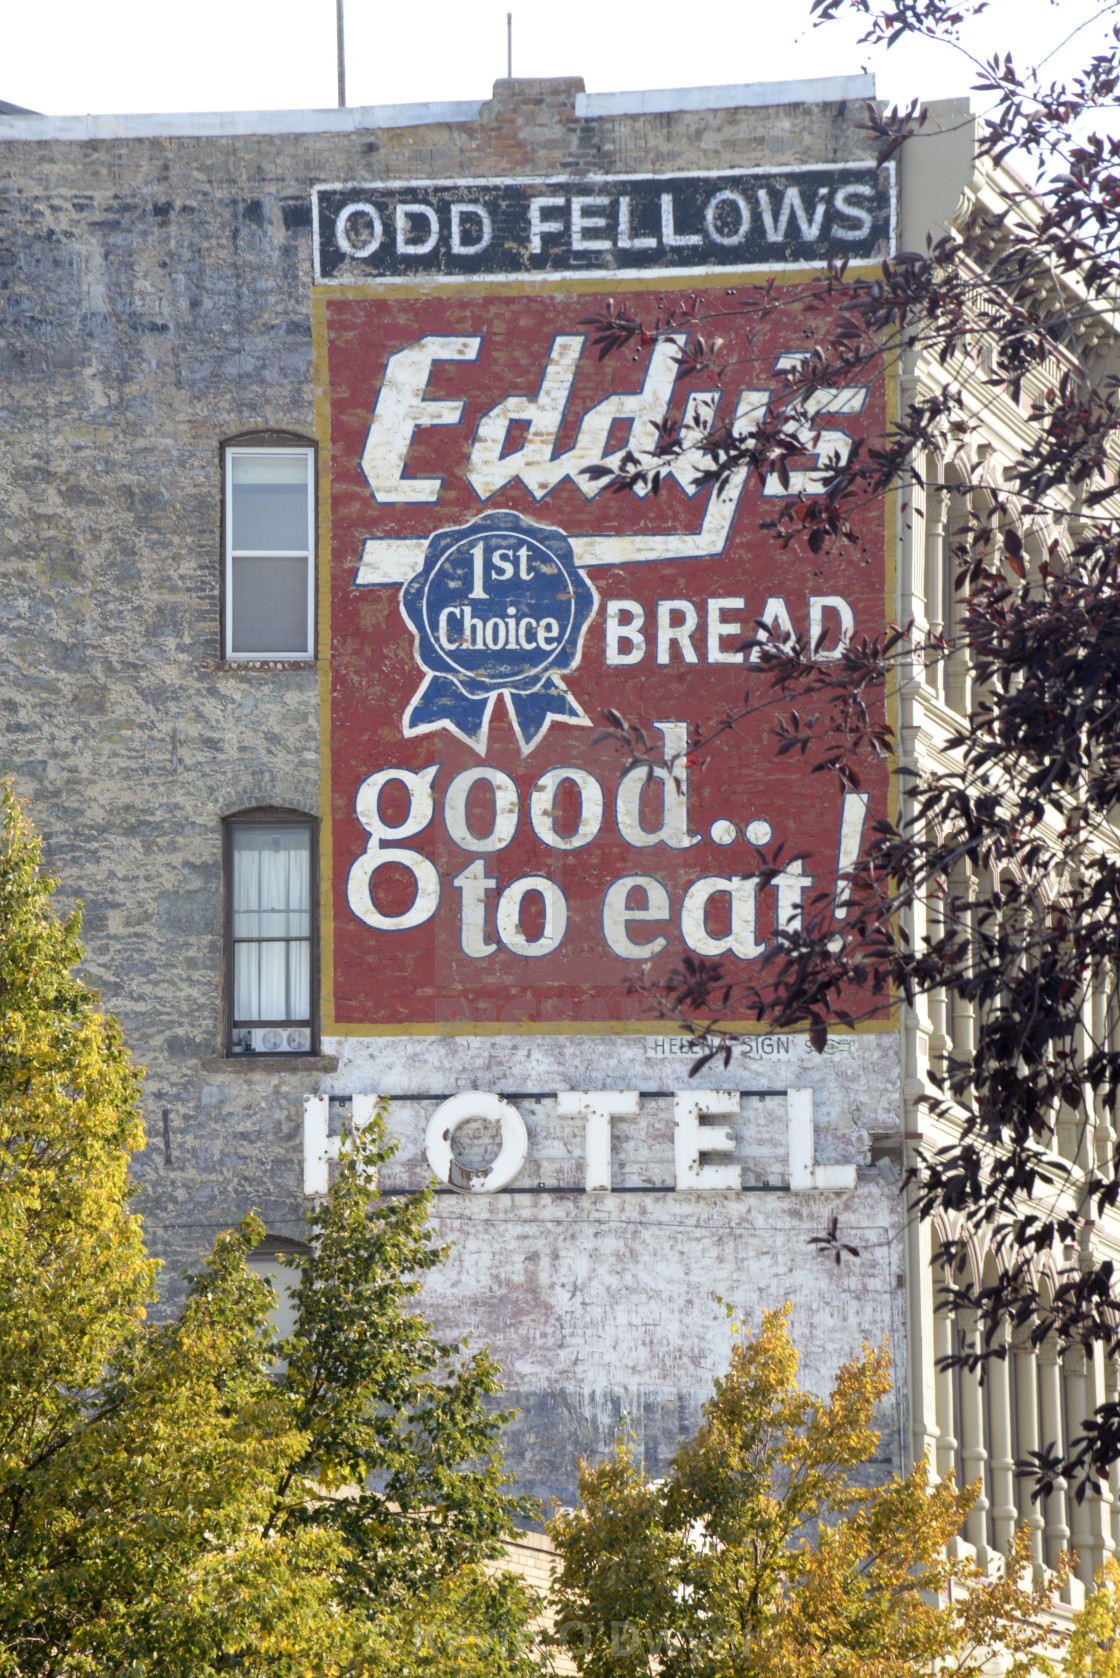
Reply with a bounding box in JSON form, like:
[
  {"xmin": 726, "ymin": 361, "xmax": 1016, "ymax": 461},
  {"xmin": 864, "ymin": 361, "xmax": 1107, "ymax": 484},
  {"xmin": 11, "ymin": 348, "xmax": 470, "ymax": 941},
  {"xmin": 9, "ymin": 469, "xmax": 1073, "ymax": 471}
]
[{"xmin": 312, "ymin": 264, "xmax": 898, "ymax": 1039}]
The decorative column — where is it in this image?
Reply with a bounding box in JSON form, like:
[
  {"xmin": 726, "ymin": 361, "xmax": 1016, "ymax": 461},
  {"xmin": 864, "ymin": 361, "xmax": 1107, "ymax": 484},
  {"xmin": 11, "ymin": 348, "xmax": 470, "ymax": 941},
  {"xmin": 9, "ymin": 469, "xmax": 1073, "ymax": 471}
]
[
  {"xmin": 1066, "ymin": 1348, "xmax": 1097, "ymax": 1588},
  {"xmin": 924, "ymin": 470, "xmax": 947, "ymax": 699},
  {"xmin": 958, "ymin": 1313, "xmax": 992, "ymax": 1565},
  {"xmin": 1076, "ymin": 990, "xmax": 1098, "ymax": 1177},
  {"xmin": 943, "ymin": 475, "xmax": 970, "ymax": 717},
  {"xmin": 1081, "ymin": 1340, "xmax": 1116, "ymax": 1578},
  {"xmin": 1094, "ymin": 980, "xmax": 1116, "ymax": 1176},
  {"xmin": 1038, "ymin": 1337, "xmax": 1071, "ymax": 1571},
  {"xmin": 900, "ymin": 439, "xmax": 929, "ymax": 693},
  {"xmin": 1013, "ymin": 1335, "xmax": 1045, "ymax": 1572},
  {"xmin": 932, "ymin": 1277, "xmax": 958, "ymax": 1485},
  {"xmin": 987, "ymin": 1329, "xmax": 1018, "ymax": 1558},
  {"xmin": 925, "ymin": 858, "xmax": 950, "ymax": 1080},
  {"xmin": 907, "ymin": 1219, "xmax": 942, "ymax": 1475},
  {"xmin": 950, "ymin": 866, "xmax": 976, "ymax": 1068},
  {"xmin": 1107, "ymin": 1358, "xmax": 1120, "ymax": 1557}
]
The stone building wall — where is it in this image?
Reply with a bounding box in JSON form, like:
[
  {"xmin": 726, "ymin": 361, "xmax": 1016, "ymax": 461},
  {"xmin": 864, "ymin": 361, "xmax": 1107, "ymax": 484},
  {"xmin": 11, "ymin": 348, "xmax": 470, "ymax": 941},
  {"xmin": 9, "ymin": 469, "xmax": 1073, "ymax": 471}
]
[{"xmin": 0, "ymin": 76, "xmax": 907, "ymax": 1509}]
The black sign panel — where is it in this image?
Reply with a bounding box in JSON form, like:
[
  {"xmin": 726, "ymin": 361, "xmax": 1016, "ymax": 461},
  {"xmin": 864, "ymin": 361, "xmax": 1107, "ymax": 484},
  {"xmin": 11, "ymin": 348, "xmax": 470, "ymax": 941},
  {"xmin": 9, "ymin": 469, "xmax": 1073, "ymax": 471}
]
[{"xmin": 312, "ymin": 165, "xmax": 893, "ymax": 283}]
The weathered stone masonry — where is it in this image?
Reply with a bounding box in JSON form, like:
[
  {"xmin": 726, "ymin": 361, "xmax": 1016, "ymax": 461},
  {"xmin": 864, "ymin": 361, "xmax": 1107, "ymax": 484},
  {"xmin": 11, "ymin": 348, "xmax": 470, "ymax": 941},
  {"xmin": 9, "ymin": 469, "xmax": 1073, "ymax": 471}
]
[{"xmin": 0, "ymin": 78, "xmax": 908, "ymax": 1509}]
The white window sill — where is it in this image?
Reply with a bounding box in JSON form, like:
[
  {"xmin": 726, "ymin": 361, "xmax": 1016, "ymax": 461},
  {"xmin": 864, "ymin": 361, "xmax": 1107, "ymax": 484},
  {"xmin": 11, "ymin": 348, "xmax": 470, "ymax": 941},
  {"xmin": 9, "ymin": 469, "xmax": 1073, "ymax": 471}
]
[{"xmin": 202, "ymin": 659, "xmax": 318, "ymax": 673}]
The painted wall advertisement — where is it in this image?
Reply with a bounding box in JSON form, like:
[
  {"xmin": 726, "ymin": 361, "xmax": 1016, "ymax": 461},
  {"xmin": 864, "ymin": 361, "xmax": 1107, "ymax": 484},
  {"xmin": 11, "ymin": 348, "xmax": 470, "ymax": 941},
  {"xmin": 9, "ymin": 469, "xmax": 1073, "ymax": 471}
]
[{"xmin": 312, "ymin": 166, "xmax": 894, "ymax": 1035}]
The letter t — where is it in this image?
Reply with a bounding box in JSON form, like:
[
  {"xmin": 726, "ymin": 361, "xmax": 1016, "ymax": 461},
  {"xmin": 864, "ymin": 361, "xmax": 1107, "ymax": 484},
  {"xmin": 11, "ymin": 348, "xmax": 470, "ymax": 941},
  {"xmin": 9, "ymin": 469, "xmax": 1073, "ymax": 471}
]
[
  {"xmin": 452, "ymin": 859, "xmax": 497, "ymax": 957},
  {"xmin": 555, "ymin": 1090, "xmax": 640, "ymax": 1191}
]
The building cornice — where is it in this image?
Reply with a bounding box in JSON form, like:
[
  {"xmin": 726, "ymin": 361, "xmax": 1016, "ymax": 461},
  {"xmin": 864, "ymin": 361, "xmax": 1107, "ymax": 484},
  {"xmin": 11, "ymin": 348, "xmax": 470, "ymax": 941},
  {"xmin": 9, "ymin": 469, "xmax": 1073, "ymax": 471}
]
[{"xmin": 0, "ymin": 73, "xmax": 875, "ymax": 144}]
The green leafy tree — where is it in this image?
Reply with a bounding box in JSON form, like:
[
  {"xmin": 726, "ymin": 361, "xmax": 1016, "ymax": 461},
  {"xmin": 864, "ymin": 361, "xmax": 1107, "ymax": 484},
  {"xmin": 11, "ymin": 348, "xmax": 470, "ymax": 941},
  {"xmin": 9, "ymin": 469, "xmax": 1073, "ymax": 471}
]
[
  {"xmin": 276, "ymin": 1113, "xmax": 536, "ymax": 1603},
  {"xmin": 0, "ymin": 784, "xmax": 541, "ymax": 1677},
  {"xmin": 548, "ymin": 1305, "xmax": 1063, "ymax": 1678}
]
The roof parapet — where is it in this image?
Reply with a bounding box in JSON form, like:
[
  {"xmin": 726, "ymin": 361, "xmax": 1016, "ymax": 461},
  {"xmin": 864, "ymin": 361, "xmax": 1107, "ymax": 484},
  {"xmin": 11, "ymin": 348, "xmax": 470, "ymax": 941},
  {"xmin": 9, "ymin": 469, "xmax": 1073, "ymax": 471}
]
[{"xmin": 0, "ymin": 72, "xmax": 875, "ymax": 143}]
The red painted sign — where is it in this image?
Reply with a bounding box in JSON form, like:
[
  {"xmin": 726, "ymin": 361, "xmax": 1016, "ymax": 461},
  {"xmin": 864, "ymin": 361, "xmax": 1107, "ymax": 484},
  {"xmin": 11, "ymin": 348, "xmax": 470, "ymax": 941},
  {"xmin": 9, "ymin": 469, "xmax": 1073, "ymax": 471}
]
[{"xmin": 317, "ymin": 281, "xmax": 889, "ymax": 1032}]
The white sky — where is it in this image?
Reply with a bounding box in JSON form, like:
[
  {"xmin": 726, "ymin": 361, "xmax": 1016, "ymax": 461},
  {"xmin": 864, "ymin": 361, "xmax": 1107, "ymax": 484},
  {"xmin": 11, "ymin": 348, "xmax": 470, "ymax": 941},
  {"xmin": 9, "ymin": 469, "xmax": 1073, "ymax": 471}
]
[{"xmin": 2, "ymin": 0, "xmax": 1113, "ymax": 122}]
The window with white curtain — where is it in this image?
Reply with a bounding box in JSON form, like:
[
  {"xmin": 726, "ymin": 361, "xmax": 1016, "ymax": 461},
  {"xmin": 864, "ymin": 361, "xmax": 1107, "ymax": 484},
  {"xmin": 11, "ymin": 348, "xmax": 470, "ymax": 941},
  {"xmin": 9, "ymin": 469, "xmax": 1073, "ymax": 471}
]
[
  {"xmin": 227, "ymin": 815, "xmax": 316, "ymax": 1055},
  {"xmin": 224, "ymin": 441, "xmax": 315, "ymax": 660}
]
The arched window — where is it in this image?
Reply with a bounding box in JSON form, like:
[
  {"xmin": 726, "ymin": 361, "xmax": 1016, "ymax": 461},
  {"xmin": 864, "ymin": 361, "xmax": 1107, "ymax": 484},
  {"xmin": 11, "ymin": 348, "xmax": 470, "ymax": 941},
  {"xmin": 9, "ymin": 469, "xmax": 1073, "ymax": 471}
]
[
  {"xmin": 246, "ymin": 1234, "xmax": 311, "ymax": 1345},
  {"xmin": 225, "ymin": 807, "xmax": 318, "ymax": 1056}
]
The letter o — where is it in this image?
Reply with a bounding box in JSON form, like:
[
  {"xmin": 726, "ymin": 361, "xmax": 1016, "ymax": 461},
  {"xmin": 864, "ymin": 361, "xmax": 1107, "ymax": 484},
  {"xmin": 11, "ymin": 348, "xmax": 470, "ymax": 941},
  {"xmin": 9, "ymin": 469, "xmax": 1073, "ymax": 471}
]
[
  {"xmin": 529, "ymin": 768, "xmax": 604, "ymax": 851},
  {"xmin": 335, "ymin": 201, "xmax": 383, "ymax": 259},
  {"xmin": 484, "ymin": 616, "xmax": 506, "ymax": 650},
  {"xmin": 558, "ymin": 1622, "xmax": 592, "ymax": 1658},
  {"xmin": 496, "ymin": 876, "xmax": 568, "ymax": 957},
  {"xmin": 424, "ymin": 1092, "xmax": 528, "ymax": 1193},
  {"xmin": 704, "ymin": 189, "xmax": 750, "ymax": 246},
  {"xmin": 346, "ymin": 846, "xmax": 441, "ymax": 931},
  {"xmin": 444, "ymin": 767, "xmax": 519, "ymax": 852}
]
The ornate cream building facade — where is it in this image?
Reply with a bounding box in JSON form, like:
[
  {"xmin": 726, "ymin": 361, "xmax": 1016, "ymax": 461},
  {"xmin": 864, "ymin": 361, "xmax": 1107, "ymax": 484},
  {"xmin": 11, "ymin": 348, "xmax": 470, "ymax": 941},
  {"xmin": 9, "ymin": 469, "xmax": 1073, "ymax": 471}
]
[{"xmin": 898, "ymin": 142, "xmax": 1120, "ymax": 1606}]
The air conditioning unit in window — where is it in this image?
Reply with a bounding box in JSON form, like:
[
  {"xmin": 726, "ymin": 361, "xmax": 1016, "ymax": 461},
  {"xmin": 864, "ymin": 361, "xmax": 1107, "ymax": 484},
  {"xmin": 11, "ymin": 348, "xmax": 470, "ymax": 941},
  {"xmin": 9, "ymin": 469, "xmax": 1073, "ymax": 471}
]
[{"xmin": 250, "ymin": 1027, "xmax": 312, "ymax": 1054}]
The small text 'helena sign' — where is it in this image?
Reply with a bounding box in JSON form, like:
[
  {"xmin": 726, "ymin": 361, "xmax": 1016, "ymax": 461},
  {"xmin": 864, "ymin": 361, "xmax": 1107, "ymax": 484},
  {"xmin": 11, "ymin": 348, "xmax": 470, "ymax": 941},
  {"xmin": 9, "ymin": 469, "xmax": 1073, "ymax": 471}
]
[{"xmin": 312, "ymin": 164, "xmax": 894, "ymax": 283}]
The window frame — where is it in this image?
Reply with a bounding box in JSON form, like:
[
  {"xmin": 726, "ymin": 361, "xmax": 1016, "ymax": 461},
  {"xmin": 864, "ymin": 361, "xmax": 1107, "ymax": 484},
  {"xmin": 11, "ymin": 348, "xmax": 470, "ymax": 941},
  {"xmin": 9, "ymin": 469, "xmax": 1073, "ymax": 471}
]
[
  {"xmin": 221, "ymin": 431, "xmax": 317, "ymax": 664},
  {"xmin": 223, "ymin": 807, "xmax": 320, "ymax": 1058}
]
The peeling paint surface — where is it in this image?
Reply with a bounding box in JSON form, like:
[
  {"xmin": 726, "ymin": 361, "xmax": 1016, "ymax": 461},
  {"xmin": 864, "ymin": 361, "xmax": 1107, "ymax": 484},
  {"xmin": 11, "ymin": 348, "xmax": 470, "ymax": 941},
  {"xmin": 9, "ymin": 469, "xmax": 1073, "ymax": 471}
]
[{"xmin": 323, "ymin": 1030, "xmax": 905, "ymax": 1505}]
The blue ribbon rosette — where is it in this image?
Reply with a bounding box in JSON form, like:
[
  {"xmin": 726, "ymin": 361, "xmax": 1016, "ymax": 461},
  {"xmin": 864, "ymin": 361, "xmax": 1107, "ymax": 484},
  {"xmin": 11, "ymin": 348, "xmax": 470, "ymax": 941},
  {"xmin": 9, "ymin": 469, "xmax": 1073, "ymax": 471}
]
[{"xmin": 399, "ymin": 510, "xmax": 598, "ymax": 754}]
